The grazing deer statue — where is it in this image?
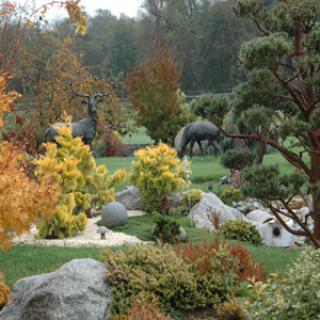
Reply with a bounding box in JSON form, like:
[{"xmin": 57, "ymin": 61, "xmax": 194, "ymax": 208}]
[
  {"xmin": 44, "ymin": 83, "xmax": 114, "ymax": 149},
  {"xmin": 177, "ymin": 120, "xmax": 221, "ymax": 158}
]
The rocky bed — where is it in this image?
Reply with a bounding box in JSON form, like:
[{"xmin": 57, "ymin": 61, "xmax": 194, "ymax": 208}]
[{"xmin": 13, "ymin": 211, "xmax": 146, "ymax": 248}]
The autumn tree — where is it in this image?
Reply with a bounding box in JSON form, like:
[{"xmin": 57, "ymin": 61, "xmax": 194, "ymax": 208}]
[
  {"xmin": 0, "ymin": 1, "xmax": 86, "ymax": 81},
  {"xmin": 0, "ymin": 0, "xmax": 87, "ymax": 304},
  {"xmin": 127, "ymin": 47, "xmax": 194, "ymax": 144},
  {"xmin": 203, "ymin": 0, "xmax": 320, "ymax": 247}
]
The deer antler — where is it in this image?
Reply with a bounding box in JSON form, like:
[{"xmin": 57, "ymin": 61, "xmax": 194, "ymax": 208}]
[{"xmin": 66, "ymin": 79, "xmax": 90, "ymax": 99}]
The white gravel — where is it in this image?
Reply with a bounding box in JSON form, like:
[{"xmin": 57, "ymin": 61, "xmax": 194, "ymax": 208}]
[{"xmin": 13, "ymin": 210, "xmax": 148, "ymax": 248}]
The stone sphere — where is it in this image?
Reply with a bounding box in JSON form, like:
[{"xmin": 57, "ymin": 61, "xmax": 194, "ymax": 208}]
[{"xmin": 101, "ymin": 201, "xmax": 128, "ymax": 228}]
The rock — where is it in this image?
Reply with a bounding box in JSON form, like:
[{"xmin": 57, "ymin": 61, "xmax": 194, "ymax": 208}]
[
  {"xmin": 116, "ymin": 186, "xmax": 143, "ymax": 210},
  {"xmin": 235, "ymin": 198, "xmax": 269, "ymax": 215},
  {"xmin": 288, "ymin": 196, "xmax": 306, "ymax": 210},
  {"xmin": 102, "ymin": 201, "xmax": 128, "ymax": 228},
  {"xmin": 188, "ymin": 193, "xmax": 247, "ymax": 230},
  {"xmin": 0, "ymin": 259, "xmax": 111, "ymax": 320},
  {"xmin": 246, "ymin": 209, "xmax": 273, "ymax": 224}
]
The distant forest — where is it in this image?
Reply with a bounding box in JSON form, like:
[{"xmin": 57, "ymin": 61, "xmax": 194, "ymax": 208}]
[{"xmin": 12, "ymin": 0, "xmax": 274, "ymax": 95}]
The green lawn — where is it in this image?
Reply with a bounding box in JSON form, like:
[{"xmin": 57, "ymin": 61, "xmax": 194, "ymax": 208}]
[
  {"xmin": 121, "ymin": 127, "xmax": 154, "ymax": 145},
  {"xmin": 0, "ymin": 240, "xmax": 301, "ymax": 288},
  {"xmin": 97, "ymin": 151, "xmax": 296, "ymax": 192},
  {"xmin": 0, "ymin": 246, "xmax": 101, "ymax": 287}
]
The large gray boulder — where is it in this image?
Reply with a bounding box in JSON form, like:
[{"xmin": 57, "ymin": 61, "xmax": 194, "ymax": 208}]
[
  {"xmin": 188, "ymin": 193, "xmax": 247, "ymax": 230},
  {"xmin": 116, "ymin": 186, "xmax": 143, "ymax": 210},
  {"xmin": 0, "ymin": 259, "xmax": 111, "ymax": 320},
  {"xmin": 102, "ymin": 201, "xmax": 128, "ymax": 228},
  {"xmin": 246, "ymin": 209, "xmax": 273, "ymax": 224}
]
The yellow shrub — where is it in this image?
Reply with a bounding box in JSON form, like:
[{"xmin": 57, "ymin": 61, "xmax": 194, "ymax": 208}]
[
  {"xmin": 0, "ymin": 274, "xmax": 10, "ymax": 308},
  {"xmin": 35, "ymin": 124, "xmax": 126, "ymax": 238},
  {"xmin": 130, "ymin": 142, "xmax": 189, "ymax": 211}
]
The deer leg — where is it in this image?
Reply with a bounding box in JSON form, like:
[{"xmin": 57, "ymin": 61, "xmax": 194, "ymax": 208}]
[
  {"xmin": 189, "ymin": 140, "xmax": 195, "ymax": 158},
  {"xmin": 211, "ymin": 140, "xmax": 221, "ymax": 154},
  {"xmin": 197, "ymin": 140, "xmax": 205, "ymax": 156}
]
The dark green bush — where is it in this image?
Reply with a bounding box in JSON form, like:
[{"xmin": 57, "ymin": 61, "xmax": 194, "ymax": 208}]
[
  {"xmin": 221, "ymin": 149, "xmax": 254, "ymax": 171},
  {"xmin": 219, "ymin": 187, "xmax": 244, "ymax": 206},
  {"xmin": 152, "ymin": 213, "xmax": 182, "ymax": 244},
  {"xmin": 220, "ymin": 220, "xmax": 262, "ymax": 245},
  {"xmin": 247, "ymin": 249, "xmax": 320, "ymax": 319}
]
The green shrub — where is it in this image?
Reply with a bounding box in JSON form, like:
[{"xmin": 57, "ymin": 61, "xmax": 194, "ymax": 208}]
[
  {"xmin": 102, "ymin": 244, "xmax": 234, "ymax": 316},
  {"xmin": 221, "ymin": 149, "xmax": 254, "ymax": 171},
  {"xmin": 152, "ymin": 213, "xmax": 183, "ymax": 244},
  {"xmin": 220, "ymin": 220, "xmax": 262, "ymax": 245},
  {"xmin": 247, "ymin": 248, "xmax": 320, "ymax": 319},
  {"xmin": 220, "ymin": 187, "xmax": 244, "ymax": 206}
]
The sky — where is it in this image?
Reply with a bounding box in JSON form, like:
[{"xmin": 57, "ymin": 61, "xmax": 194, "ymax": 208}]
[{"xmin": 19, "ymin": 0, "xmax": 144, "ymax": 20}]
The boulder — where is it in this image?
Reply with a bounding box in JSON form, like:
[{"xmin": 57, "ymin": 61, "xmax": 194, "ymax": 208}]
[
  {"xmin": 234, "ymin": 198, "xmax": 269, "ymax": 215},
  {"xmin": 188, "ymin": 192, "xmax": 247, "ymax": 230},
  {"xmin": 246, "ymin": 209, "xmax": 273, "ymax": 224},
  {"xmin": 102, "ymin": 201, "xmax": 128, "ymax": 228},
  {"xmin": 116, "ymin": 186, "xmax": 143, "ymax": 210},
  {"xmin": 0, "ymin": 259, "xmax": 111, "ymax": 320}
]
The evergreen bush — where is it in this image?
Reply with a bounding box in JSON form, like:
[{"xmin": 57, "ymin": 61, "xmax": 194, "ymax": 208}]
[
  {"xmin": 35, "ymin": 124, "xmax": 126, "ymax": 238},
  {"xmin": 130, "ymin": 143, "xmax": 189, "ymax": 212}
]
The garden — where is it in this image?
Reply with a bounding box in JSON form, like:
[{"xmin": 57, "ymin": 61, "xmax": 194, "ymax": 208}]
[{"xmin": 1, "ymin": 0, "xmax": 320, "ymax": 319}]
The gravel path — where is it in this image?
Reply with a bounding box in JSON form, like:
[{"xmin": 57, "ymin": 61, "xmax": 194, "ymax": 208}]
[{"xmin": 13, "ymin": 210, "xmax": 147, "ymax": 248}]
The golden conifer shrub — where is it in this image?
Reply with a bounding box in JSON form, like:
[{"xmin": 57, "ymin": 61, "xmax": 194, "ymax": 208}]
[
  {"xmin": 34, "ymin": 124, "xmax": 126, "ymax": 239},
  {"xmin": 130, "ymin": 142, "xmax": 189, "ymax": 211}
]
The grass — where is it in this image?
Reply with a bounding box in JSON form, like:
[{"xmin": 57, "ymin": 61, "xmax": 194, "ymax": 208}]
[
  {"xmin": 0, "ymin": 241, "xmax": 302, "ymax": 288},
  {"xmin": 0, "ymin": 246, "xmax": 101, "ymax": 287},
  {"xmin": 106, "ymin": 214, "xmax": 215, "ymax": 243},
  {"xmin": 97, "ymin": 150, "xmax": 296, "ymax": 192},
  {"xmin": 121, "ymin": 127, "xmax": 154, "ymax": 145}
]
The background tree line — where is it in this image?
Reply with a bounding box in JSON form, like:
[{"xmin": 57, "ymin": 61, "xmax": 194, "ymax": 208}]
[{"xmin": 11, "ymin": 0, "xmax": 268, "ymax": 95}]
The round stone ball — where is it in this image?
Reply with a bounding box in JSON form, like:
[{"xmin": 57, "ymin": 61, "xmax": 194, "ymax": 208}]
[{"xmin": 101, "ymin": 201, "xmax": 128, "ymax": 228}]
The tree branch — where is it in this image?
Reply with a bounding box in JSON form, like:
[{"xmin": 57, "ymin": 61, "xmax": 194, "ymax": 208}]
[
  {"xmin": 248, "ymin": 14, "xmax": 270, "ymax": 36},
  {"xmin": 218, "ymin": 126, "xmax": 311, "ymax": 177}
]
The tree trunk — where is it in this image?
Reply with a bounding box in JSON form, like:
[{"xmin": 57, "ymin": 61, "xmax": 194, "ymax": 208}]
[
  {"xmin": 310, "ymin": 152, "xmax": 320, "ymax": 247},
  {"xmin": 255, "ymin": 142, "xmax": 266, "ymax": 165}
]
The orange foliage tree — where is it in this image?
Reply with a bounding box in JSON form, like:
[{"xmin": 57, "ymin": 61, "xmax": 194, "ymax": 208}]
[
  {"xmin": 127, "ymin": 46, "xmax": 194, "ymax": 144},
  {"xmin": 0, "ymin": 0, "xmax": 86, "ymax": 81},
  {"xmin": 0, "ymin": 0, "xmax": 86, "ymax": 306}
]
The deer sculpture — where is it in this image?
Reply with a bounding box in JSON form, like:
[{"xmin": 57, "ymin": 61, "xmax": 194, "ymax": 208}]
[{"xmin": 44, "ymin": 84, "xmax": 114, "ymax": 149}]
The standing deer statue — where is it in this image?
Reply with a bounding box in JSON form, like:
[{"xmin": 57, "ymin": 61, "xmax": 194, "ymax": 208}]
[
  {"xmin": 177, "ymin": 120, "xmax": 221, "ymax": 158},
  {"xmin": 44, "ymin": 84, "xmax": 114, "ymax": 149}
]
